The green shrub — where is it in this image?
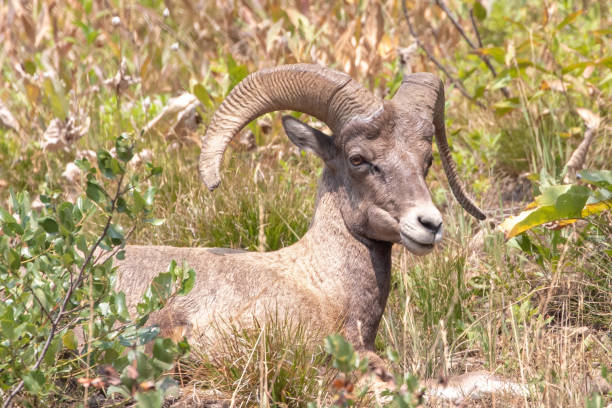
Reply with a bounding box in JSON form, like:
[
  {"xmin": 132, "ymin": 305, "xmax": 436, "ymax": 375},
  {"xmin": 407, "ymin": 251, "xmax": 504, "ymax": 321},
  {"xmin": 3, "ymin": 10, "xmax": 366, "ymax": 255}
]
[{"xmin": 0, "ymin": 136, "xmax": 192, "ymax": 407}]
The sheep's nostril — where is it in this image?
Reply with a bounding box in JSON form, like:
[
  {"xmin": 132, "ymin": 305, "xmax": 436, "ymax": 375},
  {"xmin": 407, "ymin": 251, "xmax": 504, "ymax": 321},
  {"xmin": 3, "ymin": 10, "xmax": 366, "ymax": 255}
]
[{"xmin": 417, "ymin": 215, "xmax": 442, "ymax": 235}]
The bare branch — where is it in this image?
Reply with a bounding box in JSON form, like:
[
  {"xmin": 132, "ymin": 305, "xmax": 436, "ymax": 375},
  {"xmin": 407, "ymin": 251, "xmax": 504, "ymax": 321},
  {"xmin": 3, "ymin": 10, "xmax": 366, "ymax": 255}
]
[
  {"xmin": 469, "ymin": 9, "xmax": 484, "ymax": 48},
  {"xmin": 436, "ymin": 0, "xmax": 479, "ymax": 49},
  {"xmin": 401, "ymin": 0, "xmax": 485, "ymax": 109},
  {"xmin": 435, "ymin": 0, "xmax": 511, "ymax": 98}
]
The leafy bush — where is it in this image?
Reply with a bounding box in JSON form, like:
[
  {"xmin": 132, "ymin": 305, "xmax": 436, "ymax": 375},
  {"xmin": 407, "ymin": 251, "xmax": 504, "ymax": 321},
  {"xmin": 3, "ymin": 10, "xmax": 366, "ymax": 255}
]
[{"xmin": 0, "ymin": 136, "xmax": 192, "ymax": 407}]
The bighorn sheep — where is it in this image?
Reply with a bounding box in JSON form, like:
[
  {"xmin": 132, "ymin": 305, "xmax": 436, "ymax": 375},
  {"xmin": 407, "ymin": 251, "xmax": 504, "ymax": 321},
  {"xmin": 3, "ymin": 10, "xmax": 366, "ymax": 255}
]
[{"xmin": 116, "ymin": 64, "xmax": 485, "ymax": 363}]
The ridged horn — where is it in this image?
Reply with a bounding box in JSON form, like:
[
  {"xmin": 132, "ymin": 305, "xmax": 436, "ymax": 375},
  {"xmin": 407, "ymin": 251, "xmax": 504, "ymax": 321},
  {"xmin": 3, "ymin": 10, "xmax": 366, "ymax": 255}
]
[
  {"xmin": 199, "ymin": 64, "xmax": 382, "ymax": 191},
  {"xmin": 392, "ymin": 73, "xmax": 486, "ymax": 220}
]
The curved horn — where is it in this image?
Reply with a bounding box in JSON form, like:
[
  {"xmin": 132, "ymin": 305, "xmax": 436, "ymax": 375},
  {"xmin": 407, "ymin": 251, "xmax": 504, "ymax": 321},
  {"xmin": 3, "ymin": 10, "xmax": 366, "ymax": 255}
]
[
  {"xmin": 393, "ymin": 73, "xmax": 486, "ymax": 220},
  {"xmin": 199, "ymin": 64, "xmax": 382, "ymax": 191}
]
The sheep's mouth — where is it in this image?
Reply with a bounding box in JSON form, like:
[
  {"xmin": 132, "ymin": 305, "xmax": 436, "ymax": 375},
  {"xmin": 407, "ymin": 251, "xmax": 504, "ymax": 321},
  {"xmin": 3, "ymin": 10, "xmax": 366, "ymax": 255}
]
[{"xmin": 399, "ymin": 231, "xmax": 435, "ymax": 255}]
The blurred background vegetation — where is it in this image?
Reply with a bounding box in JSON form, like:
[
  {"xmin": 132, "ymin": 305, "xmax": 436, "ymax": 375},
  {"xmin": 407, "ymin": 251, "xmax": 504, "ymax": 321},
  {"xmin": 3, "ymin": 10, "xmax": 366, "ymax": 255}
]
[{"xmin": 0, "ymin": 0, "xmax": 610, "ymax": 406}]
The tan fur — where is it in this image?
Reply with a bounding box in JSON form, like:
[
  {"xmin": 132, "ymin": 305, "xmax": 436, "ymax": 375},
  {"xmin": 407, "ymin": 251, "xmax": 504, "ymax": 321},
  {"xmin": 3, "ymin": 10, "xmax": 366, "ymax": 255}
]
[{"xmin": 114, "ymin": 70, "xmax": 475, "ymax": 362}]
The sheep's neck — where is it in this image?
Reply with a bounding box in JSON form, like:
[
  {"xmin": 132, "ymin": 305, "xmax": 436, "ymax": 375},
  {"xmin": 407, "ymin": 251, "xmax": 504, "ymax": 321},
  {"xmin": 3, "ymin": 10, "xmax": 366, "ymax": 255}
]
[{"xmin": 295, "ymin": 170, "xmax": 392, "ymax": 349}]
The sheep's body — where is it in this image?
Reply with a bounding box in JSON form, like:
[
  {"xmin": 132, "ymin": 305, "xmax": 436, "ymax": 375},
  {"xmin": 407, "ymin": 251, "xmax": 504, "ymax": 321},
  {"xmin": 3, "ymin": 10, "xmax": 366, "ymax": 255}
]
[
  {"xmin": 114, "ymin": 64, "xmax": 485, "ymax": 371},
  {"xmin": 117, "ymin": 172, "xmax": 391, "ymax": 350}
]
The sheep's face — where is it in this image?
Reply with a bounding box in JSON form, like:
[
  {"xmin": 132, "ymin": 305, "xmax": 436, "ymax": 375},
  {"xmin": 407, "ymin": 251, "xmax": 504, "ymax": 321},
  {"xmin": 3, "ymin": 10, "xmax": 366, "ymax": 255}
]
[{"xmin": 282, "ymin": 104, "xmax": 443, "ymax": 256}]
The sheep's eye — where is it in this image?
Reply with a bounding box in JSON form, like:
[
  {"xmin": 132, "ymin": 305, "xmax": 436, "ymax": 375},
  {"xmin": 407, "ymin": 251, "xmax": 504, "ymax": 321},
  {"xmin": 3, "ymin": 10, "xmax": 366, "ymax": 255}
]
[{"xmin": 349, "ymin": 155, "xmax": 366, "ymax": 166}]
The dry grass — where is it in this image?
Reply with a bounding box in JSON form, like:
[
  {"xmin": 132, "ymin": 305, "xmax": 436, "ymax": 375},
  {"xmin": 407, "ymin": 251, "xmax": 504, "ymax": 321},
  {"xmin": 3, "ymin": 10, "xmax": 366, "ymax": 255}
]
[{"xmin": 381, "ymin": 205, "xmax": 611, "ymax": 407}]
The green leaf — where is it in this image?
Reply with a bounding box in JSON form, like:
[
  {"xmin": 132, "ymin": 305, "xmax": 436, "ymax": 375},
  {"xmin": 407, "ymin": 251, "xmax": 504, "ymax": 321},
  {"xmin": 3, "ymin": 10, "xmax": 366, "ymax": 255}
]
[
  {"xmin": 6, "ymin": 248, "xmax": 20, "ymax": 270},
  {"xmin": 119, "ymin": 326, "xmax": 160, "ymax": 347},
  {"xmin": 492, "ymin": 98, "xmax": 519, "ymax": 116},
  {"xmin": 63, "ymin": 329, "xmax": 78, "ymax": 351},
  {"xmin": 135, "ymin": 390, "xmax": 164, "ymax": 408},
  {"xmin": 97, "ymin": 150, "xmax": 125, "ymax": 178},
  {"xmin": 44, "ymin": 337, "xmax": 61, "ymax": 366},
  {"xmin": 152, "ymin": 338, "xmax": 177, "ymax": 371},
  {"xmin": 499, "ymin": 185, "xmax": 593, "ymax": 238},
  {"xmin": 150, "ymin": 271, "xmax": 173, "ymax": 301},
  {"xmin": 75, "ymin": 20, "xmax": 100, "ymax": 45},
  {"xmin": 22, "ymin": 370, "xmax": 45, "ymax": 394},
  {"xmin": 586, "ymin": 393, "xmax": 603, "ymax": 408},
  {"xmin": 107, "ymin": 385, "xmax": 131, "ymax": 399},
  {"xmin": 226, "ymin": 55, "xmax": 249, "ymax": 93},
  {"xmin": 76, "ymin": 235, "xmax": 88, "ymax": 254},
  {"xmin": 386, "ymin": 347, "xmax": 400, "ymax": 363},
  {"xmin": 115, "ymin": 134, "xmax": 134, "ymax": 162},
  {"xmin": 0, "ymin": 208, "xmax": 24, "ymax": 236},
  {"xmin": 39, "ymin": 217, "xmax": 59, "ymax": 234},
  {"xmin": 561, "ymin": 61, "xmax": 592, "ymax": 75},
  {"xmin": 136, "ymin": 350, "xmax": 156, "ymax": 378},
  {"xmin": 57, "ymin": 202, "xmax": 75, "ymax": 231},
  {"xmin": 579, "ymin": 169, "xmax": 612, "ymax": 190},
  {"xmin": 23, "ymin": 60, "xmax": 37, "ymax": 75},
  {"xmin": 1, "ymin": 318, "xmax": 16, "ymax": 342},
  {"xmin": 472, "ymin": 1, "xmax": 487, "ymax": 21},
  {"xmin": 107, "ymin": 224, "xmax": 125, "ymax": 245},
  {"xmin": 136, "ymin": 327, "xmax": 161, "ymax": 346},
  {"xmin": 193, "ymin": 83, "xmax": 213, "ymax": 109},
  {"xmin": 556, "ymin": 10, "xmax": 582, "ymax": 31},
  {"xmin": 144, "ymin": 186, "xmax": 157, "ymax": 206},
  {"xmin": 146, "ymin": 163, "xmax": 163, "ymax": 176},
  {"xmin": 133, "ymin": 190, "xmax": 146, "ymax": 213},
  {"xmin": 478, "ymin": 46, "xmax": 505, "ymax": 65},
  {"xmin": 145, "ymin": 218, "xmax": 165, "ymax": 226},
  {"xmin": 324, "ymin": 334, "xmax": 357, "ymax": 373},
  {"xmin": 177, "ymin": 268, "xmax": 195, "ymax": 296},
  {"xmin": 116, "ymin": 196, "xmax": 129, "ymax": 214},
  {"xmin": 156, "ymin": 376, "xmax": 180, "ymax": 396},
  {"xmin": 75, "ymin": 157, "xmax": 93, "ymax": 173},
  {"xmin": 113, "ymin": 292, "xmax": 131, "ymax": 321},
  {"xmin": 86, "ymin": 181, "xmax": 107, "ymax": 204}
]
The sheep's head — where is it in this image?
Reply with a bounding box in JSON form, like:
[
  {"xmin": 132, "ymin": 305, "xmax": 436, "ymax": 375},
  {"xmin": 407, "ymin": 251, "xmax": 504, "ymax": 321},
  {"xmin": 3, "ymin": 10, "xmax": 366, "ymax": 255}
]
[{"xmin": 199, "ymin": 64, "xmax": 485, "ymax": 255}]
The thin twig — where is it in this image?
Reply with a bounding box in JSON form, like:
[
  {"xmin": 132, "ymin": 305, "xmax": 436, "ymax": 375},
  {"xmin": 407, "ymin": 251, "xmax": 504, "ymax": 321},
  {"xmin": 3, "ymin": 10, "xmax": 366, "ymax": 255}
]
[
  {"xmin": 469, "ymin": 9, "xmax": 484, "ymax": 48},
  {"xmin": 2, "ymin": 175, "xmax": 125, "ymax": 408},
  {"xmin": 29, "ymin": 287, "xmax": 54, "ymax": 325},
  {"xmin": 436, "ymin": 0, "xmax": 479, "ymax": 50},
  {"xmin": 98, "ymin": 225, "xmax": 137, "ymax": 266},
  {"xmin": 435, "ymin": 0, "xmax": 511, "ymax": 98},
  {"xmin": 401, "ymin": 0, "xmax": 485, "ymax": 108}
]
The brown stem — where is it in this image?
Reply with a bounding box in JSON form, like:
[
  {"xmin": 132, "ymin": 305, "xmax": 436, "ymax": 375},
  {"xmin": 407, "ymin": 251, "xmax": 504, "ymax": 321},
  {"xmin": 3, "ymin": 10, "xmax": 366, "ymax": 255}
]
[
  {"xmin": 401, "ymin": 0, "xmax": 485, "ymax": 108},
  {"xmin": 469, "ymin": 8, "xmax": 484, "ymax": 48},
  {"xmin": 435, "ymin": 0, "xmax": 511, "ymax": 98}
]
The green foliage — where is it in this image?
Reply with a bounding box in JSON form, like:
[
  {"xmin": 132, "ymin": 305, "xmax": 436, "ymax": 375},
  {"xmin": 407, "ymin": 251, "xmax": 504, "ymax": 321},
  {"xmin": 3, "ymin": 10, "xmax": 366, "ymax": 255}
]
[
  {"xmin": 324, "ymin": 334, "xmax": 368, "ymax": 375},
  {"xmin": 444, "ymin": 0, "xmax": 610, "ymax": 180},
  {"xmin": 322, "ymin": 334, "xmax": 422, "ymax": 407},
  {"xmin": 500, "ymin": 169, "xmax": 612, "ymax": 238},
  {"xmin": 0, "ymin": 137, "xmax": 192, "ymax": 407}
]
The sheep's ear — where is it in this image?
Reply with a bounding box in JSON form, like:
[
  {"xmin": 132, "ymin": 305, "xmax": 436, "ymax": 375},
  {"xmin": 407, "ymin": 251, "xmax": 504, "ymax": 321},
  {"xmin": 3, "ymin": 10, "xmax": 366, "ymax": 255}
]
[{"xmin": 281, "ymin": 116, "xmax": 336, "ymax": 162}]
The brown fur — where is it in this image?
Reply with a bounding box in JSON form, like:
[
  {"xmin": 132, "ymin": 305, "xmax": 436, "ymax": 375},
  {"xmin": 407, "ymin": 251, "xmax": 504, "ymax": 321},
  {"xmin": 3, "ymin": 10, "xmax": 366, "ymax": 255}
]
[{"xmin": 116, "ymin": 84, "xmax": 445, "ymax": 360}]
